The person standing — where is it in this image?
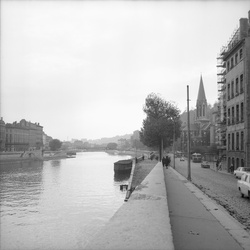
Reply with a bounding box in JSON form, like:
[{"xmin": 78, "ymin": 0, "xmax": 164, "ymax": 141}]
[
  {"xmin": 162, "ymin": 156, "xmax": 166, "ymax": 167},
  {"xmin": 216, "ymin": 159, "xmax": 219, "ymax": 171}
]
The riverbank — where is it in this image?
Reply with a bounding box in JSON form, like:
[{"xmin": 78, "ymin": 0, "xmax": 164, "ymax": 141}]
[
  {"xmin": 0, "ymin": 151, "xmax": 72, "ymax": 164},
  {"xmin": 85, "ymin": 162, "xmax": 174, "ymax": 250},
  {"xmin": 105, "ymin": 149, "xmax": 153, "ymax": 158},
  {"xmin": 0, "ymin": 149, "xmax": 155, "ymax": 166},
  {"xmin": 131, "ymin": 158, "xmax": 158, "ymax": 189}
]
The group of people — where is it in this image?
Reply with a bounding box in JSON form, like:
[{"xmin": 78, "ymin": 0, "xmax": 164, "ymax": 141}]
[{"xmin": 162, "ymin": 155, "xmax": 171, "ymax": 168}]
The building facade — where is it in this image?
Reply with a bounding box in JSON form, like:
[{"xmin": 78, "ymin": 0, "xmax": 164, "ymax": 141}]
[
  {"xmin": 0, "ymin": 118, "xmax": 6, "ymax": 151},
  {"xmin": 0, "ymin": 118, "xmax": 43, "ymax": 151},
  {"xmin": 216, "ymin": 11, "xmax": 250, "ymax": 169}
]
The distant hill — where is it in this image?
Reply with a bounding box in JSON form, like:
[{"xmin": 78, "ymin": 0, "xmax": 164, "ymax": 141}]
[{"xmin": 88, "ymin": 134, "xmax": 132, "ymax": 145}]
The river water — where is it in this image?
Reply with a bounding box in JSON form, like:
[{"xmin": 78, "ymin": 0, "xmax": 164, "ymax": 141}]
[{"xmin": 0, "ymin": 152, "xmax": 132, "ymax": 250}]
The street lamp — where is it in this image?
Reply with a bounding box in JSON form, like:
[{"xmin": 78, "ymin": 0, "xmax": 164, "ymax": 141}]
[
  {"xmin": 173, "ymin": 119, "xmax": 176, "ymax": 169},
  {"xmin": 170, "ymin": 117, "xmax": 176, "ymax": 169},
  {"xmin": 187, "ymin": 85, "xmax": 191, "ymax": 181}
]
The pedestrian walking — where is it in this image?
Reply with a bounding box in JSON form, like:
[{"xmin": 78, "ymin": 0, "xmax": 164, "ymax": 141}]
[
  {"xmin": 162, "ymin": 156, "xmax": 166, "ymax": 167},
  {"xmin": 165, "ymin": 155, "xmax": 170, "ymax": 168},
  {"xmin": 230, "ymin": 164, "xmax": 234, "ymax": 173},
  {"xmin": 216, "ymin": 159, "xmax": 219, "ymax": 171}
]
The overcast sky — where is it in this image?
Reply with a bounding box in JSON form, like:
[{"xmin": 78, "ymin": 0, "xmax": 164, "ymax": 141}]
[{"xmin": 1, "ymin": 0, "xmax": 249, "ymax": 141}]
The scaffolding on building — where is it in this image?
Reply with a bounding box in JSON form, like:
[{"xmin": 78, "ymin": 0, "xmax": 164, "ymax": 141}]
[
  {"xmin": 216, "ymin": 46, "xmax": 227, "ymax": 158},
  {"xmin": 215, "ymin": 25, "xmax": 246, "ymax": 167}
]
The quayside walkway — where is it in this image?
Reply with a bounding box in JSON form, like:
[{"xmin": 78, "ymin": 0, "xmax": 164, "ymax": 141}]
[
  {"xmin": 85, "ymin": 162, "xmax": 174, "ymax": 250},
  {"xmin": 85, "ymin": 162, "xmax": 250, "ymax": 250}
]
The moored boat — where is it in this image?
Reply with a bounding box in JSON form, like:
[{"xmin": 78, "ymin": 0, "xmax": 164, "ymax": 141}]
[
  {"xmin": 66, "ymin": 151, "xmax": 76, "ymax": 157},
  {"xmin": 114, "ymin": 159, "xmax": 133, "ymax": 172}
]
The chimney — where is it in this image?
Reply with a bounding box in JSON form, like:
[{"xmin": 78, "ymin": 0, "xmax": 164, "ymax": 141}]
[{"xmin": 239, "ymin": 18, "xmax": 248, "ymax": 39}]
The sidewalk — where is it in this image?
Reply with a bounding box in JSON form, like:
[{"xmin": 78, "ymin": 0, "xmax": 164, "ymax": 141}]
[
  {"xmin": 209, "ymin": 162, "xmax": 233, "ymax": 176},
  {"xmin": 164, "ymin": 166, "xmax": 250, "ymax": 250},
  {"xmin": 85, "ymin": 162, "xmax": 174, "ymax": 250}
]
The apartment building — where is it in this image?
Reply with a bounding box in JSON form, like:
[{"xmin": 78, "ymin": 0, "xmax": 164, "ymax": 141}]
[
  {"xmin": 0, "ymin": 118, "xmax": 43, "ymax": 152},
  {"xmin": 217, "ymin": 11, "xmax": 250, "ymax": 169}
]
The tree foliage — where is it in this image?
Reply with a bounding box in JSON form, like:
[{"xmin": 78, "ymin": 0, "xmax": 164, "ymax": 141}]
[
  {"xmin": 106, "ymin": 142, "xmax": 118, "ymax": 150},
  {"xmin": 140, "ymin": 93, "xmax": 181, "ymax": 158},
  {"xmin": 49, "ymin": 139, "xmax": 62, "ymax": 151}
]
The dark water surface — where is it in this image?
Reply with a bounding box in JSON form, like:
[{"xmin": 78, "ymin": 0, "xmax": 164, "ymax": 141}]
[{"xmin": 0, "ymin": 152, "xmax": 131, "ymax": 250}]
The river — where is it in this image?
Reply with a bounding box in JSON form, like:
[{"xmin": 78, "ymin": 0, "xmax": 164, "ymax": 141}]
[{"xmin": 0, "ymin": 152, "xmax": 132, "ymax": 250}]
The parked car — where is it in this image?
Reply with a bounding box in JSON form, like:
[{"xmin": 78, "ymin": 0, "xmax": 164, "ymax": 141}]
[
  {"xmin": 201, "ymin": 161, "xmax": 210, "ymax": 168},
  {"xmin": 234, "ymin": 167, "xmax": 250, "ymax": 179},
  {"xmin": 237, "ymin": 173, "xmax": 250, "ymax": 198}
]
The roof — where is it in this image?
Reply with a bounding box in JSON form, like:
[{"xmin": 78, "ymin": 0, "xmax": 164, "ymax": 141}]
[
  {"xmin": 196, "ymin": 75, "xmax": 207, "ymax": 104},
  {"xmin": 182, "ymin": 121, "xmax": 211, "ymax": 132},
  {"xmin": 182, "ymin": 123, "xmax": 199, "ymax": 131}
]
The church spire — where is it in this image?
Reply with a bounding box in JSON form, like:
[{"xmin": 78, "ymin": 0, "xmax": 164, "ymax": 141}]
[
  {"xmin": 196, "ymin": 75, "xmax": 208, "ymax": 121},
  {"xmin": 197, "ymin": 75, "xmax": 206, "ymax": 102}
]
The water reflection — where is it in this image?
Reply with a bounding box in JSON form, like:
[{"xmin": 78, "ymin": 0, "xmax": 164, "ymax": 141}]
[
  {"xmin": 50, "ymin": 160, "xmax": 61, "ymax": 167},
  {"xmin": 0, "ymin": 152, "xmax": 131, "ymax": 250},
  {"xmin": 0, "ymin": 160, "xmax": 44, "ymax": 229}
]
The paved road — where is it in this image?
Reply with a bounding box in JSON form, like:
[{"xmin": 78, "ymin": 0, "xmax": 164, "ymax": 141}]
[{"xmin": 171, "ymin": 157, "xmax": 250, "ymax": 232}]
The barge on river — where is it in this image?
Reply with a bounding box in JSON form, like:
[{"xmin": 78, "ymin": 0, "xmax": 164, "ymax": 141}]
[{"xmin": 114, "ymin": 159, "xmax": 133, "ymax": 172}]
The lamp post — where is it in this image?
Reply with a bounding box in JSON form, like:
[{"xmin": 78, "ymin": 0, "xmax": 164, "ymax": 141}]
[
  {"xmin": 173, "ymin": 119, "xmax": 176, "ymax": 169},
  {"xmin": 187, "ymin": 85, "xmax": 191, "ymax": 181}
]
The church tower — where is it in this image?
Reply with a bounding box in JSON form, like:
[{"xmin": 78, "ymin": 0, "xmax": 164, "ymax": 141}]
[{"xmin": 196, "ymin": 75, "xmax": 209, "ymax": 122}]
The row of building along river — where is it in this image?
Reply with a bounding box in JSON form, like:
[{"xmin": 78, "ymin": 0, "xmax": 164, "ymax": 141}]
[{"xmin": 0, "ymin": 152, "xmax": 133, "ymax": 250}]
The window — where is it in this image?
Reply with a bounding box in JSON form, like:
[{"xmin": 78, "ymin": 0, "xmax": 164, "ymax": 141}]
[
  {"xmin": 240, "ymin": 74, "xmax": 244, "ymax": 93},
  {"xmin": 241, "ymin": 102, "xmax": 244, "ymax": 122},
  {"xmin": 228, "ymin": 133, "xmax": 231, "ymax": 150},
  {"xmin": 232, "ymin": 106, "xmax": 235, "ymax": 124},
  {"xmin": 236, "ymin": 104, "xmax": 239, "ymax": 123},
  {"xmin": 228, "ymin": 108, "xmax": 231, "ymax": 125},
  {"xmin": 241, "ymin": 159, "xmax": 244, "ymax": 167},
  {"xmin": 227, "ymin": 61, "xmax": 230, "ymax": 72},
  {"xmin": 239, "ymin": 48, "xmax": 243, "ymax": 60},
  {"xmin": 236, "ymin": 158, "xmax": 239, "ymax": 168},
  {"xmin": 241, "ymin": 131, "xmax": 244, "ymax": 150},
  {"xmin": 236, "ymin": 132, "xmax": 239, "ymax": 150},
  {"xmin": 199, "ymin": 105, "xmax": 202, "ymax": 117},
  {"xmin": 228, "ymin": 83, "xmax": 230, "ymax": 100},
  {"xmin": 235, "ymin": 53, "xmax": 238, "ymax": 64},
  {"xmin": 231, "ymin": 80, "xmax": 234, "ymax": 98},
  {"xmin": 236, "ymin": 77, "xmax": 239, "ymax": 95},
  {"xmin": 231, "ymin": 57, "xmax": 234, "ymax": 69},
  {"xmin": 232, "ymin": 133, "xmax": 235, "ymax": 150}
]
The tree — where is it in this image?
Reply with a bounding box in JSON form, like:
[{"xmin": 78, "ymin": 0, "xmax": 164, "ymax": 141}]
[
  {"xmin": 106, "ymin": 142, "xmax": 118, "ymax": 150},
  {"xmin": 140, "ymin": 93, "xmax": 181, "ymax": 160},
  {"xmin": 49, "ymin": 139, "xmax": 62, "ymax": 151}
]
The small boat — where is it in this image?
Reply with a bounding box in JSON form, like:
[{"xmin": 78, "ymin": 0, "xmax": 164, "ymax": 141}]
[
  {"xmin": 114, "ymin": 159, "xmax": 133, "ymax": 172},
  {"xmin": 66, "ymin": 151, "xmax": 76, "ymax": 158}
]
